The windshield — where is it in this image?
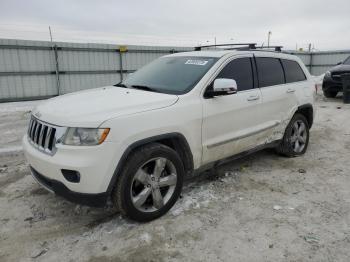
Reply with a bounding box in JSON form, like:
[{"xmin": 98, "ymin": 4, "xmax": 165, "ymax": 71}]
[
  {"xmin": 121, "ymin": 56, "xmax": 218, "ymax": 94},
  {"xmin": 344, "ymin": 56, "xmax": 350, "ymax": 65}
]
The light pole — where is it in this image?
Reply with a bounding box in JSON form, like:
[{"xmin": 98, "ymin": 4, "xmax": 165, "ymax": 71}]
[{"xmin": 267, "ymin": 31, "xmax": 272, "ymax": 47}]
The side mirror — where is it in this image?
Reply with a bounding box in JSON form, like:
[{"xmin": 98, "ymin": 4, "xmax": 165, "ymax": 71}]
[
  {"xmin": 206, "ymin": 78, "xmax": 237, "ymax": 98},
  {"xmin": 337, "ymin": 62, "xmax": 342, "ymax": 65}
]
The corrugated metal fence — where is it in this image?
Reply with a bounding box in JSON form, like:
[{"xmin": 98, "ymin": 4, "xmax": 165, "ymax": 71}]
[
  {"xmin": 287, "ymin": 50, "xmax": 350, "ymax": 76},
  {"xmin": 1, "ymin": 38, "xmax": 349, "ymax": 102},
  {"xmin": 0, "ymin": 39, "xmax": 191, "ymax": 102}
]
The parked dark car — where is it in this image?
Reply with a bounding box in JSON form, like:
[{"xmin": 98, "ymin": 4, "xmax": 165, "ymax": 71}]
[{"xmin": 322, "ymin": 56, "xmax": 350, "ymax": 98}]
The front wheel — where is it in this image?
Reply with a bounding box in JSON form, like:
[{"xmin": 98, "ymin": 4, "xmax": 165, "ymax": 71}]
[
  {"xmin": 323, "ymin": 90, "xmax": 338, "ymax": 98},
  {"xmin": 276, "ymin": 114, "xmax": 310, "ymax": 157},
  {"xmin": 112, "ymin": 143, "xmax": 184, "ymax": 222}
]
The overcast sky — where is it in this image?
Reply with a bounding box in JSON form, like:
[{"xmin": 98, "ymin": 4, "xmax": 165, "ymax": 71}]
[{"xmin": 0, "ymin": 0, "xmax": 349, "ymax": 50}]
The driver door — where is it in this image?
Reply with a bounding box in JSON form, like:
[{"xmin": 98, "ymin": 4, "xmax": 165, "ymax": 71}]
[{"xmin": 201, "ymin": 55, "xmax": 265, "ymax": 165}]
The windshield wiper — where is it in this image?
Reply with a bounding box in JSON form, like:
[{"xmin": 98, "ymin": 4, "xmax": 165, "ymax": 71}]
[
  {"xmin": 114, "ymin": 83, "xmax": 160, "ymax": 93},
  {"xmin": 114, "ymin": 82, "xmax": 128, "ymax": 88},
  {"xmin": 130, "ymin": 85, "xmax": 159, "ymax": 93}
]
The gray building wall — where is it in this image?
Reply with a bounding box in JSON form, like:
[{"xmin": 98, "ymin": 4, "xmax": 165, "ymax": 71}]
[{"xmin": 0, "ymin": 38, "xmax": 349, "ymax": 102}]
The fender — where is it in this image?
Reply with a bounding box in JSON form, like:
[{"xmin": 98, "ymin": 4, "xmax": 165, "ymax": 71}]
[{"xmin": 106, "ymin": 132, "xmax": 194, "ymax": 193}]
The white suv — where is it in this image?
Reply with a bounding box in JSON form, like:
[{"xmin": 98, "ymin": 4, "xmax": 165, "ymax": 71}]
[{"xmin": 23, "ymin": 49, "xmax": 315, "ymax": 221}]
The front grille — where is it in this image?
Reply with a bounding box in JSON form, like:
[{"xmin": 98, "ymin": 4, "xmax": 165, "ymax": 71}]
[
  {"xmin": 332, "ymin": 71, "xmax": 350, "ymax": 82},
  {"xmin": 27, "ymin": 117, "xmax": 57, "ymax": 155}
]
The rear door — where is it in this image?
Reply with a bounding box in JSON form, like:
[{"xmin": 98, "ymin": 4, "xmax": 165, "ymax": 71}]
[
  {"xmin": 254, "ymin": 56, "xmax": 295, "ymax": 140},
  {"xmin": 201, "ymin": 55, "xmax": 266, "ymax": 164},
  {"xmin": 280, "ymin": 58, "xmax": 309, "ymax": 104}
]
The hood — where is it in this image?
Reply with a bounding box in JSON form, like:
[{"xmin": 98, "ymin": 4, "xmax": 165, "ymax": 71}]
[
  {"xmin": 330, "ymin": 64, "xmax": 350, "ymax": 72},
  {"xmin": 32, "ymin": 86, "xmax": 178, "ymax": 127}
]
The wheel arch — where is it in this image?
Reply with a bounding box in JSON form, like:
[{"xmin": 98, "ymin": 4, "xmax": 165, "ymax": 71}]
[
  {"xmin": 106, "ymin": 132, "xmax": 194, "ymax": 193},
  {"xmin": 295, "ymin": 103, "xmax": 314, "ymax": 128}
]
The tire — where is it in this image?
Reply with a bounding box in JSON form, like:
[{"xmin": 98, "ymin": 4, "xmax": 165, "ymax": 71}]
[
  {"xmin": 276, "ymin": 113, "xmax": 310, "ymax": 157},
  {"xmin": 323, "ymin": 90, "xmax": 338, "ymax": 98},
  {"xmin": 112, "ymin": 143, "xmax": 184, "ymax": 222}
]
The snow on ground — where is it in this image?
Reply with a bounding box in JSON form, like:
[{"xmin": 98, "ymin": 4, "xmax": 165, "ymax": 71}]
[
  {"xmin": 0, "ymin": 100, "xmax": 42, "ymax": 151},
  {"xmin": 0, "ymin": 95, "xmax": 350, "ymax": 262},
  {"xmin": 0, "ymin": 100, "xmax": 41, "ymax": 113},
  {"xmin": 0, "ymin": 145, "xmax": 23, "ymax": 154}
]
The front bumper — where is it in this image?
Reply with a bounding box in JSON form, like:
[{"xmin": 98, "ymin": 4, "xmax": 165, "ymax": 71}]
[
  {"xmin": 322, "ymin": 77, "xmax": 343, "ymax": 92},
  {"xmin": 23, "ymin": 134, "xmax": 121, "ymax": 197},
  {"xmin": 30, "ymin": 166, "xmax": 108, "ymax": 207}
]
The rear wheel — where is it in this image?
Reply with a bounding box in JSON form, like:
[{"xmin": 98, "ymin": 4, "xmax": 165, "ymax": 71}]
[
  {"xmin": 276, "ymin": 113, "xmax": 310, "ymax": 157},
  {"xmin": 323, "ymin": 90, "xmax": 338, "ymax": 98},
  {"xmin": 112, "ymin": 143, "xmax": 184, "ymax": 222}
]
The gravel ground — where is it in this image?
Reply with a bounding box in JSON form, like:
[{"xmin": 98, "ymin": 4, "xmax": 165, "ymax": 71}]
[{"xmin": 0, "ymin": 95, "xmax": 349, "ymax": 262}]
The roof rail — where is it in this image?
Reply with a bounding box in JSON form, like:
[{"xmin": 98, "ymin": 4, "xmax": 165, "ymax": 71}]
[
  {"xmin": 255, "ymin": 46, "xmax": 283, "ymax": 52},
  {"xmin": 194, "ymin": 43, "xmax": 257, "ymax": 51},
  {"xmin": 194, "ymin": 43, "xmax": 283, "ymax": 52}
]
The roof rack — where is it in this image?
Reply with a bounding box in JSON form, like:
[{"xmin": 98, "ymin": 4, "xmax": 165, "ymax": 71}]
[
  {"xmin": 194, "ymin": 43, "xmax": 283, "ymax": 52},
  {"xmin": 195, "ymin": 43, "xmax": 257, "ymax": 51},
  {"xmin": 256, "ymin": 46, "xmax": 283, "ymax": 52}
]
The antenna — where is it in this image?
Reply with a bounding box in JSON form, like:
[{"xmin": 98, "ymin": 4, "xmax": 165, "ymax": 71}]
[
  {"xmin": 267, "ymin": 31, "xmax": 272, "ymax": 47},
  {"xmin": 49, "ymin": 26, "xmax": 53, "ymax": 43}
]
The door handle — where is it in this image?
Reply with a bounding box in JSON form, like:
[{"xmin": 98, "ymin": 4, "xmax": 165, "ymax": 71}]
[
  {"xmin": 286, "ymin": 88, "xmax": 295, "ymax": 93},
  {"xmin": 247, "ymin": 95, "xmax": 260, "ymax": 101}
]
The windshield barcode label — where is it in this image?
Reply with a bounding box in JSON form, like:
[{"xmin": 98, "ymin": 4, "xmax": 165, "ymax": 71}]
[{"xmin": 185, "ymin": 60, "xmax": 209, "ymax": 66}]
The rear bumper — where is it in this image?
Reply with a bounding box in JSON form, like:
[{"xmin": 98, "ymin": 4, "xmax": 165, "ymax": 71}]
[{"xmin": 30, "ymin": 166, "xmax": 108, "ymax": 207}]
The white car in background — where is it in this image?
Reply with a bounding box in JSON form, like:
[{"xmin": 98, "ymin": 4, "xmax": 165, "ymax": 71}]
[{"xmin": 23, "ymin": 49, "xmax": 315, "ymax": 221}]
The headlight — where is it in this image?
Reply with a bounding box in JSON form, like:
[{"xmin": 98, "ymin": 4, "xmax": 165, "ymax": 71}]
[
  {"xmin": 324, "ymin": 71, "xmax": 331, "ymax": 78},
  {"xmin": 63, "ymin": 128, "xmax": 110, "ymax": 146}
]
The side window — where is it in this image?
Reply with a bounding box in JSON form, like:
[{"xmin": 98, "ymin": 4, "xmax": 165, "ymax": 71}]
[
  {"xmin": 281, "ymin": 59, "xmax": 306, "ymax": 83},
  {"xmin": 256, "ymin": 57, "xmax": 285, "ymax": 87},
  {"xmin": 216, "ymin": 58, "xmax": 254, "ymax": 91}
]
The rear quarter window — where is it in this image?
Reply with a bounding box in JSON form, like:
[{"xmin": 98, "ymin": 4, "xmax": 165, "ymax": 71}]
[
  {"xmin": 256, "ymin": 57, "xmax": 285, "ymax": 87},
  {"xmin": 281, "ymin": 59, "xmax": 306, "ymax": 83}
]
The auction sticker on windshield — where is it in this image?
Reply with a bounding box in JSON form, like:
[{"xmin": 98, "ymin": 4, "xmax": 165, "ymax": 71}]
[{"xmin": 185, "ymin": 59, "xmax": 209, "ymax": 66}]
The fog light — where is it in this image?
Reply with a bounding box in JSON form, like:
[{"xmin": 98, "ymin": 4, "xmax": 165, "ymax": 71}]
[{"xmin": 61, "ymin": 169, "xmax": 80, "ymax": 183}]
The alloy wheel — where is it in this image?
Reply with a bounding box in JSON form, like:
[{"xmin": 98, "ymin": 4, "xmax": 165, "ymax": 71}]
[
  {"xmin": 130, "ymin": 157, "xmax": 177, "ymax": 212},
  {"xmin": 290, "ymin": 120, "xmax": 307, "ymax": 153}
]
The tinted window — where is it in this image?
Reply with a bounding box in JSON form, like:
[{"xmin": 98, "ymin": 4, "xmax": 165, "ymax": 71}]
[
  {"xmin": 281, "ymin": 59, "xmax": 306, "ymax": 83},
  {"xmin": 256, "ymin": 58, "xmax": 285, "ymax": 87},
  {"xmin": 216, "ymin": 58, "xmax": 254, "ymax": 91}
]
